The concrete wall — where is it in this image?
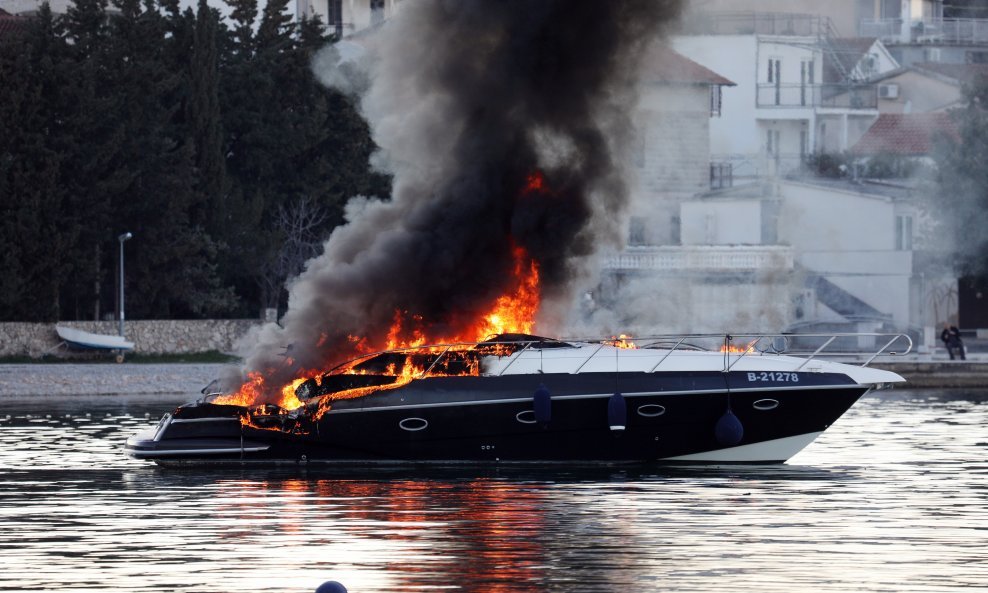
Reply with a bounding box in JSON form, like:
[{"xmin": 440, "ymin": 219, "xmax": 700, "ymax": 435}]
[
  {"xmin": 673, "ymin": 35, "xmax": 761, "ymax": 156},
  {"xmin": 0, "ymin": 320, "xmax": 263, "ymax": 358},
  {"xmin": 877, "ymin": 70, "xmax": 959, "ymax": 114},
  {"xmin": 681, "ymin": 199, "xmax": 763, "ymax": 245}
]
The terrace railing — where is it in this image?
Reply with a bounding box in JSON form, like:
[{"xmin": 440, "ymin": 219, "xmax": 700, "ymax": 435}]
[
  {"xmin": 682, "ymin": 11, "xmax": 836, "ymax": 37},
  {"xmin": 604, "ymin": 246, "xmax": 794, "ymax": 273},
  {"xmin": 860, "ymin": 17, "xmax": 988, "ymax": 45},
  {"xmin": 756, "ymin": 83, "xmax": 878, "ymax": 109}
]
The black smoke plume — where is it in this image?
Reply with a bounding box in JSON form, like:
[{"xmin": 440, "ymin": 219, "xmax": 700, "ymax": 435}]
[{"xmin": 239, "ymin": 0, "xmax": 683, "ymax": 396}]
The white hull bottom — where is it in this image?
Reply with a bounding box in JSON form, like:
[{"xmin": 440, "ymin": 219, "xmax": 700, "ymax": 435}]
[{"xmin": 663, "ymin": 431, "xmax": 824, "ymax": 463}]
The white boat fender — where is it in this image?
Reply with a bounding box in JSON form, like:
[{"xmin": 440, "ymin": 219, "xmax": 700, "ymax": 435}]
[
  {"xmin": 533, "ymin": 384, "xmax": 552, "ymax": 424},
  {"xmin": 715, "ymin": 409, "xmax": 744, "ymax": 446},
  {"xmin": 607, "ymin": 392, "xmax": 627, "ymax": 431}
]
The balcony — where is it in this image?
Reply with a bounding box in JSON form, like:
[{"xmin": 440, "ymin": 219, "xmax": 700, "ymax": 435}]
[
  {"xmin": 605, "ymin": 245, "xmax": 794, "ymax": 273},
  {"xmin": 682, "ymin": 11, "xmax": 836, "ymax": 37},
  {"xmin": 860, "ymin": 17, "xmax": 988, "ymax": 45},
  {"xmin": 757, "ymin": 83, "xmax": 878, "ymax": 110}
]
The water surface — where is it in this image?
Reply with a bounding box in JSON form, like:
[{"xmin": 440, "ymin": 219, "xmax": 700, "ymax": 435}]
[{"xmin": 0, "ymin": 389, "xmax": 985, "ymax": 592}]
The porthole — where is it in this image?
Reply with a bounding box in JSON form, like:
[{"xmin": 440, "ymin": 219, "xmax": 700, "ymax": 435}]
[
  {"xmin": 753, "ymin": 399, "xmax": 779, "ymax": 411},
  {"xmin": 399, "ymin": 417, "xmax": 429, "ymax": 431},
  {"xmin": 515, "ymin": 410, "xmax": 537, "ymax": 424},
  {"xmin": 637, "ymin": 404, "xmax": 666, "ymax": 417}
]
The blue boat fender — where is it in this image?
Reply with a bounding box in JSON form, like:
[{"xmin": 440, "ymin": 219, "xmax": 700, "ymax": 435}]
[
  {"xmin": 533, "ymin": 384, "xmax": 552, "ymax": 424},
  {"xmin": 315, "ymin": 582, "xmax": 347, "ymax": 593},
  {"xmin": 715, "ymin": 409, "xmax": 744, "ymax": 446},
  {"xmin": 607, "ymin": 392, "xmax": 627, "ymax": 431}
]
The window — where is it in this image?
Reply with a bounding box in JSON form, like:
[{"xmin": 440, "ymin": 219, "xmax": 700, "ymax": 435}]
[
  {"xmin": 768, "ymin": 58, "xmax": 781, "ymax": 106},
  {"xmin": 895, "ymin": 215, "xmax": 913, "ymax": 250},
  {"xmin": 327, "ymin": 0, "xmax": 343, "ymax": 35},
  {"xmin": 966, "ymin": 51, "xmax": 988, "ymax": 64},
  {"xmin": 766, "ymin": 129, "xmax": 781, "ymax": 157},
  {"xmin": 768, "ymin": 58, "xmax": 781, "ymax": 83},
  {"xmin": 710, "ymin": 162, "xmax": 733, "ymax": 189},
  {"xmin": 631, "ymin": 125, "xmax": 646, "ymax": 168},
  {"xmin": 859, "ymin": 54, "xmax": 877, "ymax": 78},
  {"xmin": 710, "ymin": 85, "xmax": 723, "ymax": 117},
  {"xmin": 800, "ymin": 59, "xmax": 814, "ymax": 105},
  {"xmin": 370, "ymin": 0, "xmax": 385, "ymax": 24},
  {"xmin": 629, "ymin": 217, "xmax": 646, "ymax": 246}
]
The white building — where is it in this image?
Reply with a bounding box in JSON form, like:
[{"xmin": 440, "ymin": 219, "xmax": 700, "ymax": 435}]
[
  {"xmin": 628, "ymin": 46, "xmax": 735, "ymax": 247},
  {"xmin": 597, "ymin": 47, "xmax": 797, "ymax": 335},
  {"xmin": 674, "ymin": 13, "xmax": 899, "ymax": 181},
  {"xmin": 297, "ymin": 0, "xmax": 401, "ymax": 37},
  {"xmin": 679, "ymin": 178, "xmax": 923, "ymax": 332}
]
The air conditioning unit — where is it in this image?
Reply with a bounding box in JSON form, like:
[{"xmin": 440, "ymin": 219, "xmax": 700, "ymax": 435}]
[{"xmin": 879, "ymin": 83, "xmax": 899, "ymax": 99}]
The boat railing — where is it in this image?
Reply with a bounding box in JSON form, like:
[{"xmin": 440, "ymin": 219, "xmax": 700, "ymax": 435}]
[
  {"xmin": 598, "ymin": 332, "xmax": 913, "ymax": 373},
  {"xmin": 317, "ymin": 332, "xmax": 912, "ymax": 379}
]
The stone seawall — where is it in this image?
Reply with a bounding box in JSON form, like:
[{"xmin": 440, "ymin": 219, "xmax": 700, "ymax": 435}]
[
  {"xmin": 874, "ymin": 362, "xmax": 988, "ymax": 389},
  {"xmin": 0, "ymin": 320, "xmax": 263, "ymax": 358}
]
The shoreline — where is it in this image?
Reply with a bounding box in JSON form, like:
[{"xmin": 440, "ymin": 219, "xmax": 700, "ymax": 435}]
[
  {"xmin": 872, "ymin": 361, "xmax": 988, "ymax": 388},
  {"xmin": 0, "ymin": 360, "xmax": 986, "ymax": 397}
]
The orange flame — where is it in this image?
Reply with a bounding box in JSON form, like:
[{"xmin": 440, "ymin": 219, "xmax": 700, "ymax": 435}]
[
  {"xmin": 473, "ymin": 245, "xmax": 539, "ymax": 339},
  {"xmin": 524, "ymin": 171, "xmax": 546, "ymax": 193},
  {"xmin": 218, "ymin": 174, "xmax": 547, "ymax": 414},
  {"xmin": 719, "ymin": 340, "xmax": 757, "ymax": 354},
  {"xmin": 610, "ymin": 334, "xmax": 637, "ymax": 349}
]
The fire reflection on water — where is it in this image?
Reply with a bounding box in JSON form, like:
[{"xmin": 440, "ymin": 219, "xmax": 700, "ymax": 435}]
[{"xmin": 205, "ymin": 474, "xmax": 556, "ymax": 591}]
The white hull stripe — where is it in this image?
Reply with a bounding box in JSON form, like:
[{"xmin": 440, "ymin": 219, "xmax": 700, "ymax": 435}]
[
  {"xmin": 127, "ymin": 446, "xmax": 270, "ymax": 458},
  {"xmin": 663, "ymin": 432, "xmax": 824, "ymax": 462},
  {"xmin": 325, "ymin": 385, "xmax": 864, "ymax": 415}
]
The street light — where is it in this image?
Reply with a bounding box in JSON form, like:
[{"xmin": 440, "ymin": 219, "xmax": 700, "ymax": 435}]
[{"xmin": 118, "ymin": 232, "xmax": 132, "ymax": 337}]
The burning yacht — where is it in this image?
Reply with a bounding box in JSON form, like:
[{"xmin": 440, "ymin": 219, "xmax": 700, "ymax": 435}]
[{"xmin": 126, "ymin": 332, "xmax": 908, "ymax": 466}]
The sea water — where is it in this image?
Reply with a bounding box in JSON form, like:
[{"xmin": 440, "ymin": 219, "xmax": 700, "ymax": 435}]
[{"xmin": 0, "ymin": 388, "xmax": 984, "ymax": 592}]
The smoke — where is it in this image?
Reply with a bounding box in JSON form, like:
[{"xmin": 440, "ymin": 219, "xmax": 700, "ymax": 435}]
[{"xmin": 238, "ymin": 0, "xmax": 684, "ymax": 394}]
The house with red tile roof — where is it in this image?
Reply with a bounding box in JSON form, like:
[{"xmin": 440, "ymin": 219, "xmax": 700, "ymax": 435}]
[
  {"xmin": 673, "ymin": 13, "xmax": 898, "ymax": 183},
  {"xmin": 871, "ymin": 62, "xmax": 988, "ymax": 114},
  {"xmin": 851, "ymin": 112, "xmax": 958, "ymax": 156},
  {"xmin": 626, "ymin": 46, "xmax": 736, "ymax": 247},
  {"xmin": 0, "ymin": 7, "xmax": 29, "ymax": 39}
]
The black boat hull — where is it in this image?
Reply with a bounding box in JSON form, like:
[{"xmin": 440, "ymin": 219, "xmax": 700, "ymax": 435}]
[{"xmin": 126, "ymin": 371, "xmax": 871, "ymax": 465}]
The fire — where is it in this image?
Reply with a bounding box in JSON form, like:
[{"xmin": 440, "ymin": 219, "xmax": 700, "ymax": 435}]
[
  {"xmin": 610, "ymin": 334, "xmax": 637, "ymax": 349},
  {"xmin": 473, "ymin": 245, "xmax": 539, "ymax": 338},
  {"xmin": 524, "ymin": 171, "xmax": 546, "ymax": 193},
  {"xmin": 720, "ymin": 340, "xmax": 758, "ymax": 354},
  {"xmin": 217, "ymin": 173, "xmax": 547, "ymax": 416}
]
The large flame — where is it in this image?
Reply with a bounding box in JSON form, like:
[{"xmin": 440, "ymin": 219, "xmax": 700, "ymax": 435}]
[{"xmin": 214, "ymin": 181, "xmax": 545, "ymax": 414}]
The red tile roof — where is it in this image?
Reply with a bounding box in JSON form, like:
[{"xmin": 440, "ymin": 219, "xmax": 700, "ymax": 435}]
[
  {"xmin": 0, "ymin": 9, "xmax": 29, "ymax": 37},
  {"xmin": 641, "ymin": 46, "xmax": 735, "ymax": 86},
  {"xmin": 851, "ymin": 112, "xmax": 959, "ymax": 155}
]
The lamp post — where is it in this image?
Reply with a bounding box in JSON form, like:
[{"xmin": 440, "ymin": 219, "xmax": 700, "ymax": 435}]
[{"xmin": 118, "ymin": 232, "xmax": 132, "ymax": 337}]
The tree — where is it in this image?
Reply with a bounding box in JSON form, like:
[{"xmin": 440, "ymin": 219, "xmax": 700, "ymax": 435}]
[
  {"xmin": 218, "ymin": 0, "xmax": 389, "ymax": 312},
  {"xmin": 934, "ymin": 74, "xmax": 988, "ymax": 277},
  {"xmin": 0, "ymin": 6, "xmax": 72, "ymax": 320}
]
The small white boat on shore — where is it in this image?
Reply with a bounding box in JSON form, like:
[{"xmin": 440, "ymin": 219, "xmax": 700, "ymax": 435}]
[{"xmin": 56, "ymin": 326, "xmax": 135, "ymax": 352}]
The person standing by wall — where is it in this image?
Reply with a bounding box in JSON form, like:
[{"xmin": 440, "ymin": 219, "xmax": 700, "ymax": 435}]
[{"xmin": 940, "ymin": 323, "xmax": 966, "ymax": 360}]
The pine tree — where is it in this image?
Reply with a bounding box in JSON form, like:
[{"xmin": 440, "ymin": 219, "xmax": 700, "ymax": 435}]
[{"xmin": 0, "ymin": 6, "xmax": 70, "ymax": 320}]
